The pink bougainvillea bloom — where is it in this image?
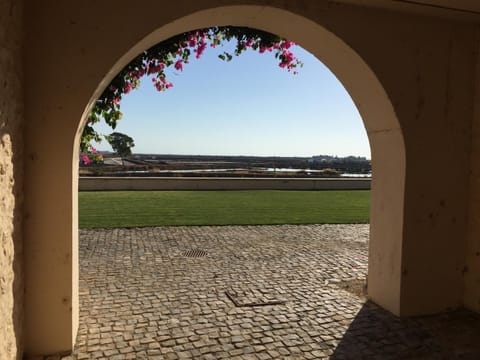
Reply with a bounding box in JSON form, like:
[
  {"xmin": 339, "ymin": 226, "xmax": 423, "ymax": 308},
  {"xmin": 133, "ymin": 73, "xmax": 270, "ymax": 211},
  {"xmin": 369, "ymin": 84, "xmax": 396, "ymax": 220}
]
[
  {"xmin": 124, "ymin": 82, "xmax": 133, "ymax": 94},
  {"xmin": 113, "ymin": 97, "xmax": 120, "ymax": 105},
  {"xmin": 128, "ymin": 70, "xmax": 143, "ymax": 80},
  {"xmin": 152, "ymin": 79, "xmax": 162, "ymax": 91},
  {"xmin": 283, "ymin": 50, "xmax": 294, "ymax": 63},
  {"xmin": 196, "ymin": 42, "xmax": 207, "ymax": 59},
  {"xmin": 281, "ymin": 40, "xmax": 294, "ymax": 49},
  {"xmin": 245, "ymin": 38, "xmax": 254, "ymax": 47},
  {"xmin": 187, "ymin": 33, "xmax": 197, "ymax": 47},
  {"xmin": 81, "ymin": 154, "xmax": 91, "ymax": 165},
  {"xmin": 174, "ymin": 60, "xmax": 183, "ymax": 71},
  {"xmin": 148, "ymin": 62, "xmax": 164, "ymax": 75}
]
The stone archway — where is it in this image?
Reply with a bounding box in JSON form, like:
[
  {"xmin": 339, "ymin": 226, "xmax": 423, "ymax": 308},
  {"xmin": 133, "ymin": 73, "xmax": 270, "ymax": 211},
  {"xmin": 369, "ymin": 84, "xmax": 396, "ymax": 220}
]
[
  {"xmin": 75, "ymin": 2, "xmax": 406, "ymax": 320},
  {"xmin": 27, "ymin": 2, "xmax": 476, "ymax": 356}
]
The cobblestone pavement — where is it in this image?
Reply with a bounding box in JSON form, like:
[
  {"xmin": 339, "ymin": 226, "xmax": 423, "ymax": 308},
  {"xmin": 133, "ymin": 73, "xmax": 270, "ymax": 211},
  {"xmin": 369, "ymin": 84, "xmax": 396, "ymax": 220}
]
[{"xmin": 57, "ymin": 225, "xmax": 480, "ymax": 359}]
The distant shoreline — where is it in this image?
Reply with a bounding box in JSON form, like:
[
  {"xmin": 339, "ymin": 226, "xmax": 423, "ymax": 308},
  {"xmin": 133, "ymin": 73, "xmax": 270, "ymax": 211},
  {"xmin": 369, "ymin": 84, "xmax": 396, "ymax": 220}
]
[{"xmin": 80, "ymin": 153, "xmax": 372, "ymax": 178}]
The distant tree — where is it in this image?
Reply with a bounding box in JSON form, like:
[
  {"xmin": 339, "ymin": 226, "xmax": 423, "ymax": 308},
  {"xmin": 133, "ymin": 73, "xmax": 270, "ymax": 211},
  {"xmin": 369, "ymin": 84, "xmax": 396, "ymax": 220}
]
[{"xmin": 106, "ymin": 132, "xmax": 135, "ymax": 161}]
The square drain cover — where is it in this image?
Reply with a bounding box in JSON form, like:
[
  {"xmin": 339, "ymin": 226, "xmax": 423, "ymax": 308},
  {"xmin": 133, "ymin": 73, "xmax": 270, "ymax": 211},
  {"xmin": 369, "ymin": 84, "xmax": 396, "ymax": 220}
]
[
  {"xmin": 182, "ymin": 249, "xmax": 208, "ymax": 258},
  {"xmin": 225, "ymin": 286, "xmax": 287, "ymax": 307}
]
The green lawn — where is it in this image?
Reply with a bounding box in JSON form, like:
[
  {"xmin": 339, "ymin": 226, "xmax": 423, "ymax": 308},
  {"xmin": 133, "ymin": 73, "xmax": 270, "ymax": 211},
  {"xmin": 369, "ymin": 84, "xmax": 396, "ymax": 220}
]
[{"xmin": 79, "ymin": 190, "xmax": 370, "ymax": 228}]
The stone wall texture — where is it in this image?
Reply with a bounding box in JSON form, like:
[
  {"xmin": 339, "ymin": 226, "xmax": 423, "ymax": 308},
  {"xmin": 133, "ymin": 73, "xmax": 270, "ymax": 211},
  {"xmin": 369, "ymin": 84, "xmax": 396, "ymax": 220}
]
[
  {"xmin": 465, "ymin": 30, "xmax": 480, "ymax": 313},
  {"xmin": 0, "ymin": 0, "xmax": 23, "ymax": 359}
]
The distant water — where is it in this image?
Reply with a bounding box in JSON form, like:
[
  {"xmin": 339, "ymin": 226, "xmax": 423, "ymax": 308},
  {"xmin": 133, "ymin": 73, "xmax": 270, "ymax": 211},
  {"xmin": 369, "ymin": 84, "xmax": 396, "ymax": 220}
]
[
  {"xmin": 124, "ymin": 167, "xmax": 371, "ymax": 177},
  {"xmin": 339, "ymin": 173, "xmax": 372, "ymax": 178}
]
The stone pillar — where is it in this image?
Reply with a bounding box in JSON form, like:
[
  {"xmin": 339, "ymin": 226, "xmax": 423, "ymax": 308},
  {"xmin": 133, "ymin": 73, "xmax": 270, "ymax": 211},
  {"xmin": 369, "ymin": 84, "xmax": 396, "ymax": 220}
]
[
  {"xmin": 465, "ymin": 31, "xmax": 480, "ymax": 313},
  {"xmin": 0, "ymin": 0, "xmax": 24, "ymax": 359}
]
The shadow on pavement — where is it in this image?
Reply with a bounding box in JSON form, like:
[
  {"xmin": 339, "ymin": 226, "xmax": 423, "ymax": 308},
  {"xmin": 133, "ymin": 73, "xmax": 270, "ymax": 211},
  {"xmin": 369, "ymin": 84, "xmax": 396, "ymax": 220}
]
[{"xmin": 331, "ymin": 301, "xmax": 480, "ymax": 359}]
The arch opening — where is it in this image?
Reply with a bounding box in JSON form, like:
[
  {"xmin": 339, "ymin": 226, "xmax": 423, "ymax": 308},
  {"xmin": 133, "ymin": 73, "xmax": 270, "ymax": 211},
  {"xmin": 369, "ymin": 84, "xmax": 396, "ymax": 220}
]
[{"xmin": 74, "ymin": 2, "xmax": 405, "ymax": 314}]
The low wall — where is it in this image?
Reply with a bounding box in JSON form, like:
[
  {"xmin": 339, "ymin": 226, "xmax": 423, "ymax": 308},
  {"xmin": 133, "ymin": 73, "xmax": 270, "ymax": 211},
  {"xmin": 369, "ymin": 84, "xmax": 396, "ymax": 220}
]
[{"xmin": 79, "ymin": 177, "xmax": 371, "ymax": 191}]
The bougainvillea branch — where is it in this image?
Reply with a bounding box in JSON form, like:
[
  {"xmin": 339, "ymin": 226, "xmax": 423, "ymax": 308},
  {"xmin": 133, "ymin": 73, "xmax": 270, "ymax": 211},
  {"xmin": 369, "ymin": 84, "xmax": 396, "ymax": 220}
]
[{"xmin": 80, "ymin": 26, "xmax": 303, "ymax": 163}]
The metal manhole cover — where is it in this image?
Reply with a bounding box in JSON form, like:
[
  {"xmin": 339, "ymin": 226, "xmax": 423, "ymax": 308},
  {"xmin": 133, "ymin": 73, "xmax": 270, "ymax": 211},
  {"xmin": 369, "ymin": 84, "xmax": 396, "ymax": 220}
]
[
  {"xmin": 225, "ymin": 286, "xmax": 287, "ymax": 307},
  {"xmin": 182, "ymin": 249, "xmax": 208, "ymax": 258}
]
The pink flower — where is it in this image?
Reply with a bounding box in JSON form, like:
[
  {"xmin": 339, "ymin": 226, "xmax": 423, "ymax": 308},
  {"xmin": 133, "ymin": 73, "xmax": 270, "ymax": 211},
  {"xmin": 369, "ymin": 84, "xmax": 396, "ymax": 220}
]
[
  {"xmin": 124, "ymin": 82, "xmax": 133, "ymax": 94},
  {"xmin": 152, "ymin": 78, "xmax": 165, "ymax": 91},
  {"xmin": 174, "ymin": 60, "xmax": 183, "ymax": 71},
  {"xmin": 113, "ymin": 97, "xmax": 120, "ymax": 105},
  {"xmin": 281, "ymin": 40, "xmax": 294, "ymax": 49},
  {"xmin": 148, "ymin": 62, "xmax": 165, "ymax": 75},
  {"xmin": 278, "ymin": 50, "xmax": 295, "ymax": 69},
  {"xmin": 128, "ymin": 70, "xmax": 144, "ymax": 80},
  {"xmin": 196, "ymin": 42, "xmax": 207, "ymax": 59},
  {"xmin": 245, "ymin": 39, "xmax": 254, "ymax": 47},
  {"xmin": 187, "ymin": 34, "xmax": 197, "ymax": 47},
  {"xmin": 283, "ymin": 50, "xmax": 295, "ymax": 63},
  {"xmin": 81, "ymin": 154, "xmax": 91, "ymax": 165}
]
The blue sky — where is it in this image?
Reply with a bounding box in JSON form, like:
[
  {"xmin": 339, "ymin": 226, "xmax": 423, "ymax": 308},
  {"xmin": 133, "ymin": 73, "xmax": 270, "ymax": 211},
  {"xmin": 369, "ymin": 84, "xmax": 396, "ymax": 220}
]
[{"xmin": 92, "ymin": 41, "xmax": 370, "ymax": 158}]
